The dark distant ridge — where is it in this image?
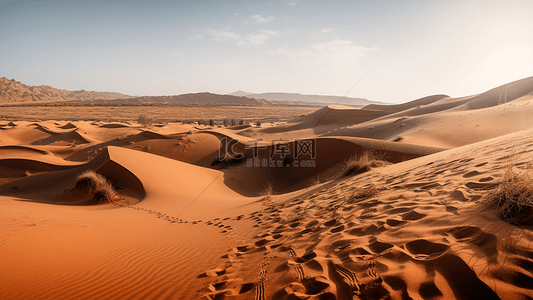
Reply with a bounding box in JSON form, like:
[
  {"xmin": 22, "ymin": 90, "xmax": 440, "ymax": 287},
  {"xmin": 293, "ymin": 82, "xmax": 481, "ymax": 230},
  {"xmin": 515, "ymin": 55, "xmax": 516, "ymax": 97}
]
[
  {"xmin": 1, "ymin": 77, "xmax": 384, "ymax": 106},
  {"xmin": 84, "ymin": 92, "xmax": 271, "ymax": 105},
  {"xmin": 0, "ymin": 78, "xmax": 271, "ymax": 106},
  {"xmin": 228, "ymin": 91, "xmax": 387, "ymax": 106},
  {"xmin": 0, "ymin": 77, "xmax": 134, "ymax": 104}
]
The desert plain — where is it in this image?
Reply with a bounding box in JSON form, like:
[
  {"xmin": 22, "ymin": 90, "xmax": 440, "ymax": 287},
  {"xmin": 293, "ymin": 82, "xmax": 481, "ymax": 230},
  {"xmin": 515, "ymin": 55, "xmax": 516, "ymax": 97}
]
[{"xmin": 2, "ymin": 76, "xmax": 533, "ymax": 300}]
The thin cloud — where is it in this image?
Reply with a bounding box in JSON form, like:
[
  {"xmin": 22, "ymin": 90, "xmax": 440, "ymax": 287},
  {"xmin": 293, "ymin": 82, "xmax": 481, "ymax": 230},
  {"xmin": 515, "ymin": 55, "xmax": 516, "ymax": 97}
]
[
  {"xmin": 278, "ymin": 39, "xmax": 378, "ymax": 71},
  {"xmin": 238, "ymin": 30, "xmax": 278, "ymax": 46},
  {"xmin": 202, "ymin": 28, "xmax": 278, "ymax": 46},
  {"xmin": 250, "ymin": 14, "xmax": 276, "ymax": 24},
  {"xmin": 206, "ymin": 29, "xmax": 242, "ymax": 42}
]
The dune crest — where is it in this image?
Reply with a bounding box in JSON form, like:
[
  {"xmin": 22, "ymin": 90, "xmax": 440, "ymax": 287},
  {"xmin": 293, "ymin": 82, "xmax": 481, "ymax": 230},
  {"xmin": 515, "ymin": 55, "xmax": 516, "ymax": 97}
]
[{"xmin": 3, "ymin": 76, "xmax": 533, "ymax": 299}]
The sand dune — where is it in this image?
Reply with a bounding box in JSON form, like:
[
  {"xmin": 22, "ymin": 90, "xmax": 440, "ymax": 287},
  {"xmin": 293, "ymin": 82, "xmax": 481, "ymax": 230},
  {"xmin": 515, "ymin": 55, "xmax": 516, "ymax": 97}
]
[
  {"xmin": 363, "ymin": 94, "xmax": 451, "ymax": 113},
  {"xmin": 321, "ymin": 77, "xmax": 533, "ymax": 148},
  {"xmin": 2, "ymin": 76, "xmax": 533, "ymax": 299}
]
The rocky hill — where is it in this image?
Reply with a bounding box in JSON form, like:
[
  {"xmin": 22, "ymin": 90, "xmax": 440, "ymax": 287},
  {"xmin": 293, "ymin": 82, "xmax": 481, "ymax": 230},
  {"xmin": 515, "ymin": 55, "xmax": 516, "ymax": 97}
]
[
  {"xmin": 0, "ymin": 77, "xmax": 134, "ymax": 104},
  {"xmin": 84, "ymin": 92, "xmax": 271, "ymax": 105}
]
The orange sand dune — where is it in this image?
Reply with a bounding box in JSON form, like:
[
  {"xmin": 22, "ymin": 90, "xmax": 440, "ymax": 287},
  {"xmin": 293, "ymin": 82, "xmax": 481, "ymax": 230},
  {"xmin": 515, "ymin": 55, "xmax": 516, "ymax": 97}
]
[
  {"xmin": 3, "ymin": 76, "xmax": 533, "ymax": 299},
  {"xmin": 324, "ymin": 77, "xmax": 533, "ymax": 148},
  {"xmin": 363, "ymin": 94, "xmax": 451, "ymax": 113},
  {"xmin": 194, "ymin": 132, "xmax": 445, "ymax": 195},
  {"xmin": 124, "ymin": 132, "xmax": 222, "ymax": 167},
  {"xmin": 253, "ymin": 104, "xmax": 388, "ymax": 135},
  {"xmin": 196, "ymin": 128, "xmax": 533, "ymax": 300}
]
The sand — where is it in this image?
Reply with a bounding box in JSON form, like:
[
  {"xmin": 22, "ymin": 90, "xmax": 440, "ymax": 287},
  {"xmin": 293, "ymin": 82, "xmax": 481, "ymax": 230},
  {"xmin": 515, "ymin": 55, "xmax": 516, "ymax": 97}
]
[{"xmin": 2, "ymin": 76, "xmax": 533, "ymax": 299}]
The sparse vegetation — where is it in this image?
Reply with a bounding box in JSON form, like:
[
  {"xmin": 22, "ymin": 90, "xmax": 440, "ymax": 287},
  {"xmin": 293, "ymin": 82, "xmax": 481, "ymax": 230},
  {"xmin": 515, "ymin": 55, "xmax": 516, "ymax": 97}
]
[
  {"xmin": 138, "ymin": 114, "xmax": 153, "ymax": 127},
  {"xmin": 311, "ymin": 176, "xmax": 325, "ymax": 186},
  {"xmin": 210, "ymin": 153, "xmax": 244, "ymax": 167},
  {"xmin": 486, "ymin": 165, "xmax": 533, "ymax": 225},
  {"xmin": 256, "ymin": 121, "xmax": 262, "ymax": 127},
  {"xmin": 259, "ymin": 182, "xmax": 274, "ymax": 200},
  {"xmin": 75, "ymin": 170, "xmax": 117, "ymax": 204},
  {"xmin": 343, "ymin": 151, "xmax": 390, "ymax": 176},
  {"xmin": 221, "ymin": 118, "xmax": 244, "ymax": 127},
  {"xmin": 351, "ymin": 184, "xmax": 381, "ymax": 201},
  {"xmin": 393, "ymin": 136, "xmax": 404, "ymax": 142},
  {"xmin": 0, "ymin": 104, "xmax": 318, "ymax": 123}
]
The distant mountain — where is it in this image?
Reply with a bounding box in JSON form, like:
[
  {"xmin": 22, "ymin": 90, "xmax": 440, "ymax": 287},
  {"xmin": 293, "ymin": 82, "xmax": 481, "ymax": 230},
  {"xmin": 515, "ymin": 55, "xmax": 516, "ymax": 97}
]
[
  {"xmin": 83, "ymin": 92, "xmax": 271, "ymax": 105},
  {"xmin": 3, "ymin": 77, "xmax": 384, "ymax": 106},
  {"xmin": 228, "ymin": 91, "xmax": 387, "ymax": 106},
  {"xmin": 227, "ymin": 90, "xmax": 253, "ymax": 97},
  {"xmin": 0, "ymin": 77, "xmax": 134, "ymax": 104}
]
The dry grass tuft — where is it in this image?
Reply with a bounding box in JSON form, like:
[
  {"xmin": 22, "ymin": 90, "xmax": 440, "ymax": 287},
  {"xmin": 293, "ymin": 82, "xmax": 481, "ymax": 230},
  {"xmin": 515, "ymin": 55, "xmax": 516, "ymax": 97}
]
[
  {"xmin": 210, "ymin": 153, "xmax": 244, "ymax": 167},
  {"xmin": 351, "ymin": 184, "xmax": 381, "ymax": 201},
  {"xmin": 76, "ymin": 170, "xmax": 117, "ymax": 204},
  {"xmin": 343, "ymin": 151, "xmax": 390, "ymax": 176},
  {"xmin": 486, "ymin": 165, "xmax": 533, "ymax": 225},
  {"xmin": 259, "ymin": 182, "xmax": 274, "ymax": 200},
  {"xmin": 311, "ymin": 176, "xmax": 325, "ymax": 186}
]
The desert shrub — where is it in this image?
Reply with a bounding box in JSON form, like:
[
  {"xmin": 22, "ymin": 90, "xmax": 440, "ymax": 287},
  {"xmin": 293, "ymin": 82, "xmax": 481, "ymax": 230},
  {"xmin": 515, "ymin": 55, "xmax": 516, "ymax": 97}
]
[
  {"xmin": 138, "ymin": 114, "xmax": 153, "ymax": 127},
  {"xmin": 311, "ymin": 176, "xmax": 325, "ymax": 185},
  {"xmin": 351, "ymin": 184, "xmax": 380, "ymax": 201},
  {"xmin": 210, "ymin": 153, "xmax": 245, "ymax": 167},
  {"xmin": 260, "ymin": 182, "xmax": 274, "ymax": 200},
  {"xmin": 486, "ymin": 166, "xmax": 533, "ymax": 225},
  {"xmin": 393, "ymin": 136, "xmax": 404, "ymax": 142},
  {"xmin": 343, "ymin": 151, "xmax": 390, "ymax": 176},
  {"xmin": 223, "ymin": 119, "xmax": 229, "ymax": 127},
  {"xmin": 256, "ymin": 121, "xmax": 262, "ymax": 127},
  {"xmin": 75, "ymin": 170, "xmax": 117, "ymax": 204},
  {"xmin": 239, "ymin": 119, "xmax": 244, "ymax": 125},
  {"xmin": 209, "ymin": 119, "xmax": 215, "ymax": 127}
]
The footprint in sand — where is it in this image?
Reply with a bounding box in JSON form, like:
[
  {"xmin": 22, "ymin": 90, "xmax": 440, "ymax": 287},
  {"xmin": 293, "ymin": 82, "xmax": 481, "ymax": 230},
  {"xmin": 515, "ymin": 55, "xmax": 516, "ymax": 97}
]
[
  {"xmin": 446, "ymin": 226, "xmax": 499, "ymax": 262},
  {"xmin": 449, "ymin": 189, "xmax": 470, "ymax": 202},
  {"xmin": 386, "ymin": 219, "xmax": 408, "ymax": 227},
  {"xmin": 465, "ymin": 181, "xmax": 498, "ymax": 190},
  {"xmin": 479, "ymin": 176, "xmax": 493, "ymax": 182},
  {"xmin": 404, "ymin": 239, "xmax": 450, "ymax": 260},
  {"xmin": 400, "ymin": 210, "xmax": 426, "ymax": 221},
  {"xmin": 463, "ymin": 170, "xmax": 483, "ymax": 178},
  {"xmin": 368, "ymin": 240, "xmax": 394, "ymax": 254}
]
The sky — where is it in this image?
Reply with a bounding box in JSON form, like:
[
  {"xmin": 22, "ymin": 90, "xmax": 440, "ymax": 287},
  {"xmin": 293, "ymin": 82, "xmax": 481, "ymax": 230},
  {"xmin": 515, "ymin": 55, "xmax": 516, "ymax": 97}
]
[{"xmin": 1, "ymin": 0, "xmax": 533, "ymax": 103}]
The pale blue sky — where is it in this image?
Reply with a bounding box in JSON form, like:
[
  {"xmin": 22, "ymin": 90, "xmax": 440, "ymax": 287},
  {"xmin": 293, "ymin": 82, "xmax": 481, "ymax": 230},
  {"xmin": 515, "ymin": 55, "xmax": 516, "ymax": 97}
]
[{"xmin": 2, "ymin": 0, "xmax": 532, "ymax": 103}]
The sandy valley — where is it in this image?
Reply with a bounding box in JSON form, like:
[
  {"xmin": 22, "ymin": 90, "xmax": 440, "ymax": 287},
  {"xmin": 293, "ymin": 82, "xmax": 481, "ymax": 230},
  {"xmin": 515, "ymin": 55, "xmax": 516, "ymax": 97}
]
[{"xmin": 2, "ymin": 76, "xmax": 533, "ymax": 299}]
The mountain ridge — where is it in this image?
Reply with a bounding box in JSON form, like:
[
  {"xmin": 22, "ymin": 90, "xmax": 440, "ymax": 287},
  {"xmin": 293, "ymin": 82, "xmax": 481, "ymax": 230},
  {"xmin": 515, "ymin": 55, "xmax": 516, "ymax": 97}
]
[
  {"xmin": 227, "ymin": 91, "xmax": 387, "ymax": 106},
  {"xmin": 0, "ymin": 77, "xmax": 134, "ymax": 104}
]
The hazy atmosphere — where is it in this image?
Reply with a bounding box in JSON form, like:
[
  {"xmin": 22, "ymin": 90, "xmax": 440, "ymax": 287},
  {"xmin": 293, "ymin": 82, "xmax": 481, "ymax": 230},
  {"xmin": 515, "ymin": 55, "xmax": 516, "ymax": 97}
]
[
  {"xmin": 2, "ymin": 0, "xmax": 533, "ymax": 103},
  {"xmin": 4, "ymin": 1, "xmax": 533, "ymax": 299}
]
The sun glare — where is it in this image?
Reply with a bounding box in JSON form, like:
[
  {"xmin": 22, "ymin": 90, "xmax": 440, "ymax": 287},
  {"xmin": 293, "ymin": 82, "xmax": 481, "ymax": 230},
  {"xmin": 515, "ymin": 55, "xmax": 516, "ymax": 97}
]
[{"xmin": 482, "ymin": 46, "xmax": 533, "ymax": 80}]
